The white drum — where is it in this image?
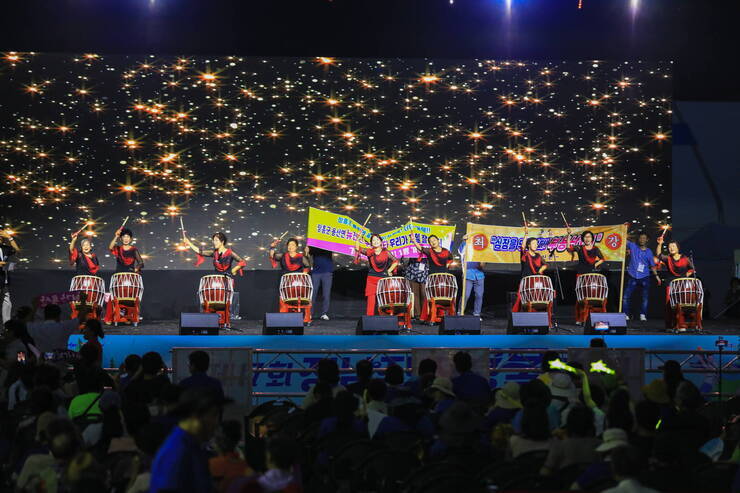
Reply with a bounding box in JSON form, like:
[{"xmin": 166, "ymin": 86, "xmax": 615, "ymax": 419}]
[
  {"xmin": 198, "ymin": 274, "xmax": 234, "ymax": 306},
  {"xmin": 669, "ymin": 277, "xmax": 704, "ymax": 308},
  {"xmin": 110, "ymin": 272, "xmax": 144, "ymax": 301},
  {"xmin": 69, "ymin": 275, "xmax": 106, "ymax": 306},
  {"xmin": 576, "ymin": 273, "xmax": 608, "ymax": 302},
  {"xmin": 377, "ymin": 276, "xmax": 413, "ymax": 309},
  {"xmin": 279, "ymin": 273, "xmax": 313, "ymax": 304},
  {"xmin": 518, "ymin": 275, "xmax": 554, "ymax": 305},
  {"xmin": 425, "ymin": 273, "xmax": 458, "ymax": 302}
]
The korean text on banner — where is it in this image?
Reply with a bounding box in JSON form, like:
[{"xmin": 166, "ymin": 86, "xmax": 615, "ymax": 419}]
[
  {"xmin": 380, "ymin": 221, "xmax": 456, "ymax": 258},
  {"xmin": 465, "ymin": 223, "xmax": 627, "ymax": 264},
  {"xmin": 306, "ymin": 207, "xmax": 370, "ymax": 256}
]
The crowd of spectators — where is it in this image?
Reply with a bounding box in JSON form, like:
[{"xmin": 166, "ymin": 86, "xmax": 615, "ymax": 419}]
[{"xmin": 2, "ymin": 304, "xmax": 740, "ymax": 492}]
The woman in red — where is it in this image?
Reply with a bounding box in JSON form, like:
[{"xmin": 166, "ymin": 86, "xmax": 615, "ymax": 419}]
[
  {"xmin": 108, "ymin": 227, "xmax": 144, "ymax": 273},
  {"xmin": 512, "ymin": 226, "xmax": 548, "ymax": 312},
  {"xmin": 69, "ymin": 232, "xmax": 100, "ymax": 276},
  {"xmin": 409, "ymin": 233, "xmax": 453, "ymax": 322},
  {"xmin": 656, "ymin": 237, "xmax": 695, "ymax": 329},
  {"xmin": 354, "ymin": 233, "xmax": 399, "ymax": 316},
  {"xmin": 269, "ymin": 238, "xmax": 310, "ymax": 273},
  {"xmin": 184, "ymin": 232, "xmax": 247, "ymax": 277},
  {"xmin": 566, "ymin": 228, "xmax": 605, "ymax": 324}
]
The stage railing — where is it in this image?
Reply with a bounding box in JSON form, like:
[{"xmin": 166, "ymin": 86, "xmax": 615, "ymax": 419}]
[{"xmin": 247, "ymin": 348, "xmax": 740, "ymax": 402}]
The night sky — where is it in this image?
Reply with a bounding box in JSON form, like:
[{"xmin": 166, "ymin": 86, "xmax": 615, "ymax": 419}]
[{"xmin": 0, "ymin": 54, "xmax": 671, "ymax": 269}]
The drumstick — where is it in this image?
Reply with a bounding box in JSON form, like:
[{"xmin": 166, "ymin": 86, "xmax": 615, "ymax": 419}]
[
  {"xmin": 521, "ymin": 212, "xmax": 528, "ymax": 229},
  {"xmin": 119, "ymin": 216, "xmax": 129, "ymax": 230},
  {"xmin": 73, "ymin": 223, "xmax": 88, "ymax": 236},
  {"xmin": 659, "ymin": 224, "xmax": 670, "ymax": 241},
  {"xmin": 179, "ymin": 216, "xmax": 185, "ymax": 232},
  {"xmin": 362, "ymin": 213, "xmax": 372, "ymax": 227},
  {"xmin": 560, "ymin": 212, "xmax": 570, "ymax": 230},
  {"xmin": 278, "ymin": 230, "xmax": 288, "ymax": 241}
]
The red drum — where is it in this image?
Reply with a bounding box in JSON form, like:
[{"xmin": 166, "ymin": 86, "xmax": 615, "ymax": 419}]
[
  {"xmin": 377, "ymin": 276, "xmax": 412, "ymax": 308},
  {"xmin": 198, "ymin": 275, "xmax": 234, "ymax": 307},
  {"xmin": 110, "ymin": 272, "xmax": 143, "ymax": 301},
  {"xmin": 279, "ymin": 273, "xmax": 313, "ymax": 304},
  {"xmin": 576, "ymin": 273, "xmax": 608, "ymax": 302},
  {"xmin": 424, "ymin": 273, "xmax": 458, "ymax": 302},
  {"xmin": 69, "ymin": 275, "xmax": 106, "ymax": 307},
  {"xmin": 518, "ymin": 275, "xmax": 554, "ymax": 305},
  {"xmin": 669, "ymin": 277, "xmax": 703, "ymax": 307}
]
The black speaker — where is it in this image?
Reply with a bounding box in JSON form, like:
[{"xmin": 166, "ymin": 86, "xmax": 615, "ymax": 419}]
[
  {"xmin": 263, "ymin": 312, "xmax": 304, "ymax": 335},
  {"xmin": 179, "ymin": 312, "xmax": 220, "ymax": 335},
  {"xmin": 439, "ymin": 315, "xmax": 481, "ymax": 335},
  {"xmin": 584, "ymin": 313, "xmax": 627, "ymax": 335},
  {"xmin": 356, "ymin": 316, "xmax": 399, "ymax": 335},
  {"xmin": 507, "ymin": 312, "xmax": 550, "ymax": 335}
]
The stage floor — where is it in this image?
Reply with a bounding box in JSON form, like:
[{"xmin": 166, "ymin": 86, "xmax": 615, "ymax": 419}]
[{"xmin": 102, "ymin": 315, "xmax": 740, "ymax": 336}]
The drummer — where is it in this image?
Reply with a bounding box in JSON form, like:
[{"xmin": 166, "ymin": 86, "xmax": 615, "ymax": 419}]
[
  {"xmin": 512, "ymin": 225, "xmax": 549, "ymax": 312},
  {"xmin": 69, "ymin": 231, "xmax": 100, "ymax": 275},
  {"xmin": 108, "ymin": 227, "xmax": 144, "ymax": 273},
  {"xmin": 409, "ymin": 233, "xmax": 453, "ymax": 322},
  {"xmin": 269, "ymin": 237, "xmax": 310, "ymax": 273},
  {"xmin": 566, "ymin": 228, "xmax": 605, "ymax": 325},
  {"xmin": 183, "ymin": 231, "xmax": 246, "ymax": 277},
  {"xmin": 655, "ymin": 237, "xmax": 695, "ymax": 329},
  {"xmin": 354, "ymin": 233, "xmax": 399, "ymax": 316}
]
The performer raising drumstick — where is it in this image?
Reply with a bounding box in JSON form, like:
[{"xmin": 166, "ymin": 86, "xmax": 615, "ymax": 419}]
[
  {"xmin": 269, "ymin": 237, "xmax": 310, "ymax": 273},
  {"xmin": 183, "ymin": 231, "xmax": 247, "ymax": 277},
  {"xmin": 354, "ymin": 233, "xmax": 399, "ymax": 316},
  {"xmin": 108, "ymin": 226, "xmax": 144, "ymax": 273},
  {"xmin": 69, "ymin": 232, "xmax": 100, "ymax": 275},
  {"xmin": 656, "ymin": 236, "xmax": 695, "ymax": 329},
  {"xmin": 566, "ymin": 227, "xmax": 606, "ymax": 325},
  {"xmin": 512, "ymin": 224, "xmax": 549, "ymax": 312},
  {"xmin": 409, "ymin": 233, "xmax": 453, "ymax": 274}
]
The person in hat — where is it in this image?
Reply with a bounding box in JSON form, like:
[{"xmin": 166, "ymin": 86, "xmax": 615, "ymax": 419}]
[
  {"xmin": 427, "ymin": 376, "xmax": 457, "ymax": 417},
  {"xmin": 486, "ymin": 382, "xmax": 522, "ymax": 429},
  {"xmin": 560, "ymin": 369, "xmax": 607, "ymax": 436},
  {"xmin": 149, "ymin": 387, "xmax": 231, "ymax": 493},
  {"xmin": 572, "ymin": 428, "xmax": 630, "ymax": 490}
]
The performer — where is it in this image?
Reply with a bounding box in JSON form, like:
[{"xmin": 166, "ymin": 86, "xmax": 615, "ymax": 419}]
[
  {"xmin": 305, "ymin": 246, "xmax": 333, "ymax": 321},
  {"xmin": 184, "ymin": 232, "xmax": 246, "ymax": 277},
  {"xmin": 409, "ymin": 234, "xmax": 453, "ymax": 274},
  {"xmin": 269, "ymin": 238, "xmax": 310, "ymax": 273},
  {"xmin": 566, "ymin": 228, "xmax": 605, "ymax": 325},
  {"xmin": 108, "ymin": 228, "xmax": 144, "ymax": 273},
  {"xmin": 0, "ymin": 230, "xmax": 20, "ymax": 324},
  {"xmin": 458, "ymin": 234, "xmax": 485, "ymax": 319},
  {"xmin": 409, "ymin": 233, "xmax": 453, "ymax": 322},
  {"xmin": 354, "ymin": 233, "xmax": 399, "ymax": 316},
  {"xmin": 656, "ymin": 237, "xmax": 695, "ymax": 329},
  {"xmin": 512, "ymin": 226, "xmax": 548, "ymax": 312},
  {"xmin": 69, "ymin": 232, "xmax": 100, "ymax": 275},
  {"xmin": 622, "ymin": 229, "xmax": 661, "ymax": 322}
]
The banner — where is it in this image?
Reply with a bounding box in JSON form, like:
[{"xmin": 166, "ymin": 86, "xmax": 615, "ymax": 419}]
[
  {"xmin": 465, "ymin": 223, "xmax": 628, "ymax": 264},
  {"xmin": 306, "ymin": 207, "xmax": 456, "ymax": 258},
  {"xmin": 379, "ymin": 221, "xmax": 456, "ymax": 258},
  {"xmin": 305, "ymin": 207, "xmax": 369, "ymax": 256}
]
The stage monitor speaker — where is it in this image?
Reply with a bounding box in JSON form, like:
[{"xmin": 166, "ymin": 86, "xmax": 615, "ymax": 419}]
[
  {"xmin": 263, "ymin": 312, "xmax": 304, "ymax": 335},
  {"xmin": 179, "ymin": 312, "xmax": 220, "ymax": 335},
  {"xmin": 584, "ymin": 313, "xmax": 627, "ymax": 335},
  {"xmin": 356, "ymin": 316, "xmax": 399, "ymax": 335},
  {"xmin": 439, "ymin": 315, "xmax": 481, "ymax": 335},
  {"xmin": 507, "ymin": 312, "xmax": 550, "ymax": 335}
]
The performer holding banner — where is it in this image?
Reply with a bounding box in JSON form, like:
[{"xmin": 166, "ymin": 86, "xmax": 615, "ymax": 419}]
[
  {"xmin": 409, "ymin": 232, "xmax": 455, "ymax": 323},
  {"xmin": 354, "ymin": 233, "xmax": 399, "ymax": 316}
]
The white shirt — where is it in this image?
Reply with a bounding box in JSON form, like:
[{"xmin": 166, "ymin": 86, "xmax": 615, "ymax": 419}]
[
  {"xmin": 603, "ymin": 478, "xmax": 660, "ymax": 493},
  {"xmin": 27, "ymin": 319, "xmax": 79, "ymax": 352}
]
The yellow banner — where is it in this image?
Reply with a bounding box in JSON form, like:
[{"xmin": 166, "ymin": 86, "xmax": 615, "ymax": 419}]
[
  {"xmin": 305, "ymin": 207, "xmax": 369, "ymax": 256},
  {"xmin": 465, "ymin": 223, "xmax": 628, "ymax": 264}
]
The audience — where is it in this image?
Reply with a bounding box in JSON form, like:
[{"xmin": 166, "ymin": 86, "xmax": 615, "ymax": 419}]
[
  {"xmin": 180, "ymin": 350, "xmax": 225, "ymax": 399},
  {"xmin": 3, "ymin": 310, "xmax": 738, "ymax": 493},
  {"xmin": 26, "ymin": 303, "xmax": 81, "ymax": 353}
]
